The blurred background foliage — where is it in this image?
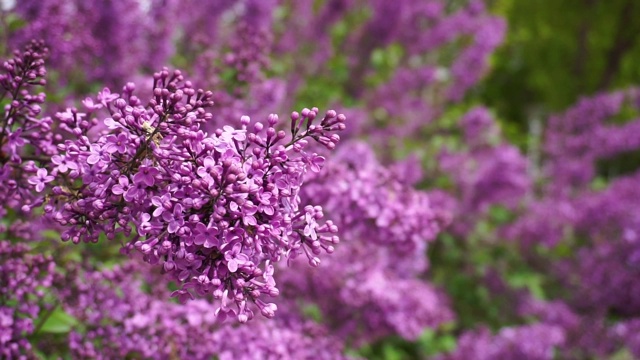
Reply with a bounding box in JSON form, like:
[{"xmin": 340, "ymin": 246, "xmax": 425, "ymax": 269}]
[{"xmin": 483, "ymin": 0, "xmax": 640, "ymax": 147}]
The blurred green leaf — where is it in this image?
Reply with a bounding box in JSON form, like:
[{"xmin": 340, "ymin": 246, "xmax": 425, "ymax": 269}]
[
  {"xmin": 38, "ymin": 308, "xmax": 78, "ymax": 334},
  {"xmin": 6, "ymin": 14, "xmax": 27, "ymax": 32}
]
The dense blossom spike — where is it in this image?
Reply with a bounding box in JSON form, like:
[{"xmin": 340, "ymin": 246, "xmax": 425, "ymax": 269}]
[
  {"xmin": 0, "ymin": 40, "xmax": 53, "ymax": 217},
  {"xmin": 43, "ymin": 69, "xmax": 346, "ymax": 321}
]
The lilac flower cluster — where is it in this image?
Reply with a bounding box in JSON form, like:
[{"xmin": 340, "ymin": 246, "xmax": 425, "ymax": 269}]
[
  {"xmin": 438, "ymin": 107, "xmax": 530, "ymax": 236},
  {"xmin": 437, "ymin": 324, "xmax": 565, "ymax": 360},
  {"xmin": 543, "ymin": 90, "xmax": 633, "ymax": 192},
  {"xmin": 0, "ymin": 40, "xmax": 54, "ymax": 216},
  {"xmin": 43, "ymin": 68, "xmax": 345, "ymax": 322},
  {"xmin": 486, "ymin": 90, "xmax": 640, "ymax": 357},
  {"xmin": 280, "ymin": 141, "xmax": 453, "ymax": 344},
  {"xmin": 55, "ymin": 260, "xmax": 352, "ymax": 359},
  {"xmin": 10, "ymin": 0, "xmax": 148, "ymax": 87},
  {"xmin": 565, "ymin": 172, "xmax": 640, "ymax": 315},
  {"xmin": 0, "ymin": 241, "xmax": 55, "ymax": 359},
  {"xmin": 305, "ymin": 141, "xmax": 445, "ymax": 254}
]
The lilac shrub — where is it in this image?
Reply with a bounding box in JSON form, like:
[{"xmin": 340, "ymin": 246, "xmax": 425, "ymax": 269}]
[
  {"xmin": 456, "ymin": 90, "xmax": 640, "ymax": 358},
  {"xmin": 10, "ymin": 0, "xmax": 634, "ymax": 359},
  {"xmin": 351, "ymin": 0, "xmax": 506, "ymax": 143}
]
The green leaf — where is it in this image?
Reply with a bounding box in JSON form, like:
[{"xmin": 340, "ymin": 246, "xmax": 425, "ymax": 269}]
[
  {"xmin": 6, "ymin": 14, "xmax": 27, "ymax": 32},
  {"xmin": 39, "ymin": 309, "xmax": 78, "ymax": 334},
  {"xmin": 489, "ymin": 205, "xmax": 512, "ymax": 224},
  {"xmin": 382, "ymin": 343, "xmax": 403, "ymax": 360},
  {"xmin": 609, "ymin": 348, "xmax": 634, "ymax": 360}
]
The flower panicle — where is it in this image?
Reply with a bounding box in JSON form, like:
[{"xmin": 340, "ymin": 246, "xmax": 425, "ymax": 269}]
[{"xmin": 43, "ymin": 68, "xmax": 346, "ymax": 322}]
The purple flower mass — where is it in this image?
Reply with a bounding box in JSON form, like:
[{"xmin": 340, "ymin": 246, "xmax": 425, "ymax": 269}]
[
  {"xmin": 1, "ymin": 0, "xmax": 639, "ymax": 359},
  {"xmin": 39, "ymin": 67, "xmax": 346, "ymax": 322}
]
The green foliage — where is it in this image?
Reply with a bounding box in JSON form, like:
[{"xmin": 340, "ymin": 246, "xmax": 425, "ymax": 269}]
[
  {"xmin": 37, "ymin": 308, "xmax": 78, "ymax": 334},
  {"xmin": 357, "ymin": 326, "xmax": 457, "ymax": 360},
  {"xmin": 482, "ymin": 0, "xmax": 640, "ymax": 146}
]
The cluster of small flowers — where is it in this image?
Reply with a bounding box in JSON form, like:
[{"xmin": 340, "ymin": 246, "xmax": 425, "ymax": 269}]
[
  {"xmin": 501, "ymin": 197, "xmax": 577, "ymax": 248},
  {"xmin": 543, "ymin": 89, "xmax": 639, "ymax": 192},
  {"xmin": 447, "ymin": 14, "xmax": 506, "ymax": 101},
  {"xmin": 280, "ymin": 141, "xmax": 453, "ymax": 344},
  {"xmin": 0, "ymin": 40, "xmax": 54, "ymax": 217},
  {"xmin": 362, "ymin": 0, "xmax": 506, "ymax": 146},
  {"xmin": 304, "ymin": 141, "xmax": 445, "ymax": 254},
  {"xmin": 566, "ymin": 171, "xmax": 640, "ymax": 316},
  {"xmin": 223, "ymin": 2, "xmax": 273, "ymax": 87},
  {"xmin": 475, "ymin": 90, "xmax": 640, "ymax": 358},
  {"xmin": 282, "ymin": 258, "xmax": 453, "ymax": 345},
  {"xmin": 436, "ymin": 324, "xmax": 565, "ymax": 360},
  {"xmin": 53, "ymin": 261, "xmax": 352, "ymax": 359},
  {"xmin": 201, "ymin": 0, "xmax": 287, "ymax": 128},
  {"xmin": 10, "ymin": 0, "xmax": 149, "ymax": 87},
  {"xmin": 0, "ymin": 241, "xmax": 55, "ymax": 359},
  {"xmin": 214, "ymin": 312, "xmax": 354, "ymax": 360},
  {"xmin": 472, "ymin": 281, "xmax": 640, "ymax": 359},
  {"xmin": 42, "ymin": 68, "xmax": 345, "ymax": 322},
  {"xmin": 438, "ymin": 107, "xmax": 530, "ymax": 236},
  {"xmin": 133, "ymin": 0, "xmax": 289, "ymax": 134}
]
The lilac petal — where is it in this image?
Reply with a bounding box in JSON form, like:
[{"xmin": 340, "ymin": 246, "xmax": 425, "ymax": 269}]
[{"xmin": 227, "ymin": 259, "xmax": 238, "ymax": 273}]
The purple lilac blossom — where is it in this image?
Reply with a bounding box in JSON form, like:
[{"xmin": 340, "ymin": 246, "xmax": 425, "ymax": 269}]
[
  {"xmin": 279, "ymin": 141, "xmax": 453, "ymax": 344},
  {"xmin": 438, "ymin": 107, "xmax": 530, "ymax": 236},
  {"xmin": 0, "ymin": 241, "xmax": 55, "ymax": 359},
  {"xmin": 0, "ymin": 41, "xmax": 54, "ymax": 217},
  {"xmin": 56, "ymin": 260, "xmax": 353, "ymax": 359},
  {"xmin": 436, "ymin": 324, "xmax": 565, "ymax": 360},
  {"xmin": 43, "ymin": 69, "xmax": 346, "ymax": 322},
  {"xmin": 10, "ymin": 0, "xmax": 149, "ymax": 88}
]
